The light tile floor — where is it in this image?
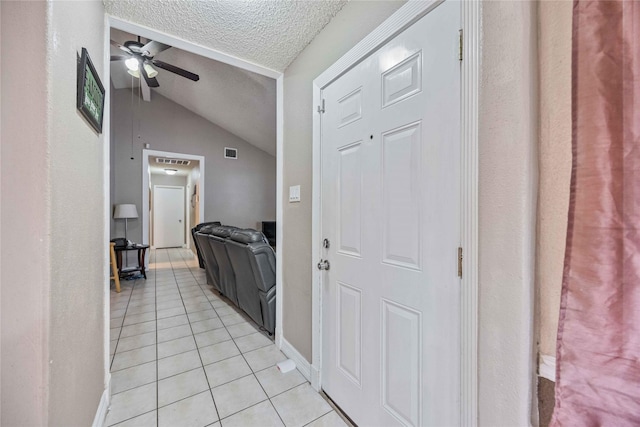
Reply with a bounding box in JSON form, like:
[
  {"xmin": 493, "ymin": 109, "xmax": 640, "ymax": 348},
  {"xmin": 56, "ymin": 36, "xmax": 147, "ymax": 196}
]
[{"xmin": 109, "ymin": 248, "xmax": 348, "ymax": 427}]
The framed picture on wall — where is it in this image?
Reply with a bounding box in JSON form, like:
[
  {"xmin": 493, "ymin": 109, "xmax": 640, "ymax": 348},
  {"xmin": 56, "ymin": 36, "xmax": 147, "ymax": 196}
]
[{"xmin": 77, "ymin": 48, "xmax": 105, "ymax": 134}]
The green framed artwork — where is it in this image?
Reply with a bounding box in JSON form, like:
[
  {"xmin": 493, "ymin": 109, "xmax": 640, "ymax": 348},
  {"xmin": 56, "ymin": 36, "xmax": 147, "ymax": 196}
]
[{"xmin": 77, "ymin": 48, "xmax": 105, "ymax": 134}]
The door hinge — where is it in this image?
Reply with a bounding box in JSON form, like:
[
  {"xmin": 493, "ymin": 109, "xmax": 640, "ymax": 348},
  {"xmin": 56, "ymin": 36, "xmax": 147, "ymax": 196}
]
[
  {"xmin": 457, "ymin": 247, "xmax": 463, "ymax": 278},
  {"xmin": 458, "ymin": 29, "xmax": 463, "ymax": 61},
  {"xmin": 317, "ymin": 99, "xmax": 326, "ymax": 114}
]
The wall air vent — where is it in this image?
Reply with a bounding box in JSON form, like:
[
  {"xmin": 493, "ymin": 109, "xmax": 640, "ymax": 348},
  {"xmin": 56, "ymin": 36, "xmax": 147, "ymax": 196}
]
[
  {"xmin": 156, "ymin": 158, "xmax": 191, "ymax": 166},
  {"xmin": 224, "ymin": 147, "xmax": 238, "ymax": 159}
]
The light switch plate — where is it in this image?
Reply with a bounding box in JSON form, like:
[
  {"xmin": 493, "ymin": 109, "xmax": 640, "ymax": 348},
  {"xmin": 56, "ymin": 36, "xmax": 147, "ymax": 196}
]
[{"xmin": 289, "ymin": 185, "xmax": 301, "ymax": 202}]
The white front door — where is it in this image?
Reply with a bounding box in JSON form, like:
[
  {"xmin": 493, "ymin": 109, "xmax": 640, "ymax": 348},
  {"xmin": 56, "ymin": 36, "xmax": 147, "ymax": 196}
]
[
  {"xmin": 154, "ymin": 185, "xmax": 185, "ymax": 248},
  {"xmin": 320, "ymin": 2, "xmax": 461, "ymax": 426}
]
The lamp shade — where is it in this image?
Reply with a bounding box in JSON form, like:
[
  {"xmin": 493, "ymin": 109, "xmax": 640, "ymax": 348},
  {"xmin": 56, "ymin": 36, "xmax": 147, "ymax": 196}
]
[{"xmin": 113, "ymin": 204, "xmax": 139, "ymax": 219}]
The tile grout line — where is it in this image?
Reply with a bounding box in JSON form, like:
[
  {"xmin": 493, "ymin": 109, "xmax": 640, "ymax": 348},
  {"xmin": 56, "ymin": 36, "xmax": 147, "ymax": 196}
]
[
  {"xmin": 108, "ymin": 251, "xmax": 157, "ymax": 427},
  {"xmin": 154, "ymin": 249, "xmax": 161, "ymax": 427},
  {"xmin": 168, "ymin": 248, "xmax": 223, "ymax": 425},
  {"xmin": 111, "ymin": 275, "xmax": 136, "ymax": 371},
  {"xmin": 180, "ymin": 247, "xmax": 311, "ymax": 427},
  {"xmin": 112, "ymin": 249, "xmax": 332, "ymax": 427},
  {"xmin": 175, "ymin": 248, "xmax": 288, "ymax": 427},
  {"xmin": 176, "ymin": 248, "xmax": 267, "ymax": 424}
]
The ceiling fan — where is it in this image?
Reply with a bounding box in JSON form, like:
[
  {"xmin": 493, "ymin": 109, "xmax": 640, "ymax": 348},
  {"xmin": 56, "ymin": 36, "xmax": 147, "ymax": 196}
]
[{"xmin": 110, "ymin": 37, "xmax": 200, "ymax": 102}]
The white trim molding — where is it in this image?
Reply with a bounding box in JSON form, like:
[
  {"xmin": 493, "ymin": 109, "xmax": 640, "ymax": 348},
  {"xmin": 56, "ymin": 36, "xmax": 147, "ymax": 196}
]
[
  {"xmin": 280, "ymin": 337, "xmax": 312, "ymax": 382},
  {"xmin": 460, "ymin": 0, "xmax": 480, "ymax": 425},
  {"xmin": 311, "ymin": 1, "xmax": 479, "ymax": 424},
  {"xmin": 275, "ymin": 75, "xmax": 284, "ymax": 348},
  {"xmin": 102, "ymin": 14, "xmax": 113, "ymax": 425},
  {"xmin": 539, "ymin": 355, "xmax": 556, "ymax": 382},
  {"xmin": 92, "ymin": 375, "xmax": 111, "ymax": 427}
]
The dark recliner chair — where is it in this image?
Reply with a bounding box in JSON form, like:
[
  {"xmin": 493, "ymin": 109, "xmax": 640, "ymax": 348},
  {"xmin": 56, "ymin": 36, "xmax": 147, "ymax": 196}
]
[
  {"xmin": 226, "ymin": 229, "xmax": 276, "ymax": 334},
  {"xmin": 191, "ymin": 221, "xmax": 221, "ymax": 268},
  {"xmin": 195, "ymin": 225, "xmax": 221, "ymax": 291},
  {"xmin": 209, "ymin": 226, "xmax": 239, "ymax": 304}
]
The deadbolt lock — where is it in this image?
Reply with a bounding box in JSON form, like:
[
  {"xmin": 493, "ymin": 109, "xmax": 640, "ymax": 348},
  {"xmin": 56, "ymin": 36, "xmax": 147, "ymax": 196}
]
[
  {"xmin": 323, "ymin": 238, "xmax": 330, "ymax": 249},
  {"xmin": 317, "ymin": 259, "xmax": 330, "ymax": 271}
]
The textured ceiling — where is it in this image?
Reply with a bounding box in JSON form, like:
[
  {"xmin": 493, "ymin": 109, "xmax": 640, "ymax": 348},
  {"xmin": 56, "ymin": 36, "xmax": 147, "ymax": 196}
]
[
  {"xmin": 104, "ymin": 0, "xmax": 348, "ymax": 72},
  {"xmin": 111, "ymin": 29, "xmax": 277, "ymax": 156}
]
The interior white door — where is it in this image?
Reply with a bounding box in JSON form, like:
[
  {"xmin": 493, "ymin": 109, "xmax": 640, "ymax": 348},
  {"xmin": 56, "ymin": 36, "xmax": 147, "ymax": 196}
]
[
  {"xmin": 154, "ymin": 185, "xmax": 185, "ymax": 248},
  {"xmin": 320, "ymin": 2, "xmax": 461, "ymax": 426}
]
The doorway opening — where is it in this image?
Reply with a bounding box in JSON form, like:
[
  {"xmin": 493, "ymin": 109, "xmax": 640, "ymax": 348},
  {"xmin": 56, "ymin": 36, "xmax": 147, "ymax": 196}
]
[
  {"xmin": 105, "ymin": 17, "xmax": 284, "ymax": 411},
  {"xmin": 145, "ymin": 151, "xmax": 204, "ymax": 251}
]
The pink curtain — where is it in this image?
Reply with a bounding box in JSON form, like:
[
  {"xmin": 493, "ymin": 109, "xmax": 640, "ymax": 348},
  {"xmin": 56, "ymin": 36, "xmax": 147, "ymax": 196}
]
[{"xmin": 551, "ymin": 1, "xmax": 640, "ymax": 425}]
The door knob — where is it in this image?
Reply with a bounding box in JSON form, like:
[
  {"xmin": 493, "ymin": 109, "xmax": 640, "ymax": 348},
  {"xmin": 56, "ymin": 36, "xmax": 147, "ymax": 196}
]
[{"xmin": 317, "ymin": 259, "xmax": 330, "ymax": 271}]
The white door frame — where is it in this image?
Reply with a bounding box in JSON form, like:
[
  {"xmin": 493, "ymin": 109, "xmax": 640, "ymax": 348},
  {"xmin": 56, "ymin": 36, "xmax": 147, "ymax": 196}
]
[
  {"xmin": 104, "ymin": 15, "xmax": 285, "ymax": 373},
  {"xmin": 142, "ymin": 150, "xmax": 204, "ymax": 250},
  {"xmin": 311, "ymin": 0, "xmax": 479, "ymax": 424}
]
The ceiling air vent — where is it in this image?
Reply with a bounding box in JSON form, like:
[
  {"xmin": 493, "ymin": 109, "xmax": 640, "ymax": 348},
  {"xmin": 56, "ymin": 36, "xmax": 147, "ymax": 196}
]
[
  {"xmin": 224, "ymin": 147, "xmax": 238, "ymax": 159},
  {"xmin": 156, "ymin": 158, "xmax": 191, "ymax": 166}
]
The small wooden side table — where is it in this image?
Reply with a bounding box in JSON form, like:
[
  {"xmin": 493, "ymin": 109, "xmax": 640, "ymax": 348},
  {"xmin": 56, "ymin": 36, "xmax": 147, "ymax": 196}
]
[{"xmin": 114, "ymin": 244, "xmax": 149, "ymax": 279}]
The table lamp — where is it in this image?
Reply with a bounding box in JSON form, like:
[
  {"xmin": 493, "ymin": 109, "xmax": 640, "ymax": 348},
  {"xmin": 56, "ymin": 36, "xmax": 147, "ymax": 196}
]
[{"xmin": 113, "ymin": 203, "xmax": 138, "ymax": 244}]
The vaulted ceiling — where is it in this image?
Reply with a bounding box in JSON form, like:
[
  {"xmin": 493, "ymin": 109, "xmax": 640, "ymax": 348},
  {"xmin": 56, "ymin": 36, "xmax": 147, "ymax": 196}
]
[{"xmin": 105, "ymin": 1, "xmax": 347, "ymax": 156}]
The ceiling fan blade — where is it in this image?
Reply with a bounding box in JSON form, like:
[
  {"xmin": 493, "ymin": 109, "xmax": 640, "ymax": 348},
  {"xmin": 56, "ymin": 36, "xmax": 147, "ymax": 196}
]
[
  {"xmin": 151, "ymin": 60, "xmax": 200, "ymax": 82},
  {"xmin": 110, "ymin": 39, "xmax": 132, "ymax": 54},
  {"xmin": 141, "ymin": 65, "xmax": 160, "ymax": 88},
  {"xmin": 111, "ymin": 55, "xmax": 129, "ymax": 62},
  {"xmin": 140, "ymin": 40, "xmax": 171, "ymax": 57},
  {"xmin": 140, "ymin": 73, "xmax": 151, "ymax": 102}
]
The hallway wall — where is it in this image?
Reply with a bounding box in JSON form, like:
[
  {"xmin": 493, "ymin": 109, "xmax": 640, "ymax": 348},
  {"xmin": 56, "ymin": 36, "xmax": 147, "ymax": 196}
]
[
  {"xmin": 538, "ymin": 0, "xmax": 571, "ymax": 360},
  {"xmin": 478, "ymin": 2, "xmax": 538, "ymax": 425},
  {"xmin": 110, "ymin": 90, "xmax": 276, "ymax": 243},
  {"xmin": 1, "ymin": 1, "xmax": 107, "ymax": 425},
  {"xmin": 282, "ymin": 0, "xmax": 405, "ymax": 364}
]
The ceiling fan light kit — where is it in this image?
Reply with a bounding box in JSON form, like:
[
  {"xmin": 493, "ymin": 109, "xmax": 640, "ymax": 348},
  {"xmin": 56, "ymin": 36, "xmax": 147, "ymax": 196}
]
[
  {"xmin": 111, "ymin": 37, "xmax": 200, "ymax": 101},
  {"xmin": 143, "ymin": 63, "xmax": 158, "ymax": 78},
  {"xmin": 125, "ymin": 57, "xmax": 139, "ymax": 71}
]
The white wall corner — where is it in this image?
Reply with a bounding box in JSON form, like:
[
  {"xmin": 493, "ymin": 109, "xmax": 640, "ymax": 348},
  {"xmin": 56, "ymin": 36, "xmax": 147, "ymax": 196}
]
[
  {"xmin": 275, "ymin": 74, "xmax": 284, "ymax": 351},
  {"xmin": 539, "ymin": 354, "xmax": 556, "ymax": 382},
  {"xmin": 92, "ymin": 375, "xmax": 111, "ymax": 427},
  {"xmin": 280, "ymin": 337, "xmax": 312, "ymax": 382}
]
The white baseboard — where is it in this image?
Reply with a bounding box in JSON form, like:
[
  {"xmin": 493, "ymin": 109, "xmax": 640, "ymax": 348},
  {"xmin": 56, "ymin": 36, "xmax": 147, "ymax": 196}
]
[
  {"xmin": 539, "ymin": 354, "xmax": 556, "ymax": 382},
  {"xmin": 310, "ymin": 364, "xmax": 321, "ymax": 391},
  {"xmin": 92, "ymin": 376, "xmax": 111, "ymax": 427},
  {"xmin": 280, "ymin": 337, "xmax": 312, "ymax": 382},
  {"xmin": 275, "ymin": 326, "xmax": 283, "ymax": 349}
]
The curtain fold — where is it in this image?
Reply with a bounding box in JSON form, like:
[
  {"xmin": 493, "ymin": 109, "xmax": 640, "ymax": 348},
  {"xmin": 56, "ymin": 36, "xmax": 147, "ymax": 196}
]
[{"xmin": 551, "ymin": 1, "xmax": 640, "ymax": 425}]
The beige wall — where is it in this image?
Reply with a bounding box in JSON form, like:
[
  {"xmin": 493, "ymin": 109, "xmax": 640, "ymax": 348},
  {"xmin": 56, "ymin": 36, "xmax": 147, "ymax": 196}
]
[
  {"xmin": 537, "ymin": 0, "xmax": 572, "ymax": 358},
  {"xmin": 1, "ymin": 0, "xmax": 107, "ymax": 425},
  {"xmin": 1, "ymin": 2, "xmax": 51, "ymax": 424},
  {"xmin": 47, "ymin": 1, "xmax": 107, "ymax": 424},
  {"xmin": 281, "ymin": 0, "xmax": 405, "ymax": 361},
  {"xmin": 478, "ymin": 2, "xmax": 538, "ymax": 424}
]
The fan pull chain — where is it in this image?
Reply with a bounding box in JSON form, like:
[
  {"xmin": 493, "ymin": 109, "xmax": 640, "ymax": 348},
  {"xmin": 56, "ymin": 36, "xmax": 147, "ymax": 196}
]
[
  {"xmin": 137, "ymin": 81, "xmax": 142, "ymax": 151},
  {"xmin": 130, "ymin": 74, "xmax": 135, "ymax": 160}
]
